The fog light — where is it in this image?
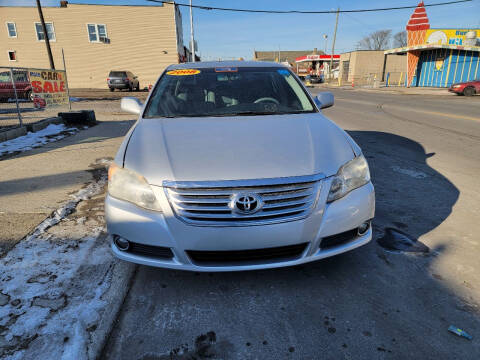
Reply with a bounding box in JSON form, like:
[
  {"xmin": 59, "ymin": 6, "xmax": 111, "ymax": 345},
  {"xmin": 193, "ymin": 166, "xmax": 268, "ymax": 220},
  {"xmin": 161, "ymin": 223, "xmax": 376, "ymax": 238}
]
[
  {"xmin": 358, "ymin": 222, "xmax": 370, "ymax": 236},
  {"xmin": 113, "ymin": 235, "xmax": 130, "ymax": 251}
]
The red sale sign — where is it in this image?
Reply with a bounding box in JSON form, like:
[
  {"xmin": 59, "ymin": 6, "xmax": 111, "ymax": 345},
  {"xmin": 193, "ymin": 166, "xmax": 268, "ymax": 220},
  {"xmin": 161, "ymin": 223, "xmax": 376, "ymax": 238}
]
[{"xmin": 29, "ymin": 70, "xmax": 68, "ymax": 107}]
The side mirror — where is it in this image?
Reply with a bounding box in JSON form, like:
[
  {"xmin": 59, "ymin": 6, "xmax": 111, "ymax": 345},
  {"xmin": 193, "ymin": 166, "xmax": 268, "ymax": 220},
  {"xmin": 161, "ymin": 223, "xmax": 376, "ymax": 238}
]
[
  {"xmin": 314, "ymin": 92, "xmax": 334, "ymax": 109},
  {"xmin": 121, "ymin": 97, "xmax": 143, "ymax": 115}
]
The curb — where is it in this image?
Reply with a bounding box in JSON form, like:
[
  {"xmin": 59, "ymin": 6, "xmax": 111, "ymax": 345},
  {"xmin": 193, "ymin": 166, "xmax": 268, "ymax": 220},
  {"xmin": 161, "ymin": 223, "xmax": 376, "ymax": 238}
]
[
  {"xmin": 0, "ymin": 126, "xmax": 27, "ymax": 143},
  {"xmin": 0, "ymin": 111, "xmax": 96, "ymax": 144},
  {"xmin": 312, "ymin": 84, "xmax": 452, "ymax": 96},
  {"xmin": 0, "ymin": 117, "xmax": 62, "ymax": 144},
  {"xmin": 88, "ymin": 253, "xmax": 136, "ymax": 360},
  {"xmin": 27, "ymin": 116, "xmax": 63, "ymax": 132}
]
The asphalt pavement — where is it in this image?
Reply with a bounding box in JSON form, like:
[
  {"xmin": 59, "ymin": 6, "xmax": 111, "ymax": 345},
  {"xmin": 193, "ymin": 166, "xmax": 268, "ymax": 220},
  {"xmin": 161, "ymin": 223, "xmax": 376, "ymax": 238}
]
[
  {"xmin": 101, "ymin": 90, "xmax": 480, "ymax": 359},
  {"xmin": 1, "ymin": 89, "xmax": 478, "ymax": 359}
]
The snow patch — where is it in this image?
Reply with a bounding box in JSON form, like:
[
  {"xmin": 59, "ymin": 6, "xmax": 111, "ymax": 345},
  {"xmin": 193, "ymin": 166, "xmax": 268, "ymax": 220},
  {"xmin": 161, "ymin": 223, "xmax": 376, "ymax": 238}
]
[
  {"xmin": 391, "ymin": 165, "xmax": 427, "ymax": 179},
  {"xmin": 0, "ymin": 175, "xmax": 114, "ymax": 360},
  {"xmin": 0, "ymin": 124, "xmax": 78, "ymax": 156},
  {"xmin": 27, "ymin": 178, "xmax": 106, "ymax": 240}
]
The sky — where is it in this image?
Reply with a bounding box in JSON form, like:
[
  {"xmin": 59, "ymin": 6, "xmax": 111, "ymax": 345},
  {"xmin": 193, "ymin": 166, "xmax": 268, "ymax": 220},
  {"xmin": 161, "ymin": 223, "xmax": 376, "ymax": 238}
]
[{"xmin": 2, "ymin": 0, "xmax": 480, "ymax": 60}]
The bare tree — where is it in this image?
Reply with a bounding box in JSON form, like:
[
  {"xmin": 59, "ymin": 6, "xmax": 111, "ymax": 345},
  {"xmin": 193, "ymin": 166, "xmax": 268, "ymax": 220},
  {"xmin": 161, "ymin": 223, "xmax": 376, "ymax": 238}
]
[
  {"xmin": 357, "ymin": 30, "xmax": 392, "ymax": 50},
  {"xmin": 393, "ymin": 31, "xmax": 407, "ymax": 47}
]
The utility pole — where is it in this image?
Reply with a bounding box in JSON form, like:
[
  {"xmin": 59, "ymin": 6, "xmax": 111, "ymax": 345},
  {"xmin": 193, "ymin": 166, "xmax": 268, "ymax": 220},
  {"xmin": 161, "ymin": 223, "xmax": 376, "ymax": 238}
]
[
  {"xmin": 36, "ymin": 0, "xmax": 55, "ymax": 69},
  {"xmin": 189, "ymin": 0, "xmax": 195, "ymax": 62},
  {"xmin": 329, "ymin": 7, "xmax": 339, "ymax": 80}
]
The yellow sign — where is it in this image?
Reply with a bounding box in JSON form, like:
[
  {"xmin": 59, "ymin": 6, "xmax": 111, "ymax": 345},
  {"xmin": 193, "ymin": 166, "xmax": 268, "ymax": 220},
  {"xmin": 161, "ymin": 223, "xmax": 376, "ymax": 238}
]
[
  {"xmin": 425, "ymin": 29, "xmax": 480, "ymax": 46},
  {"xmin": 29, "ymin": 70, "xmax": 68, "ymax": 107},
  {"xmin": 166, "ymin": 69, "xmax": 201, "ymax": 76},
  {"xmin": 435, "ymin": 56, "xmax": 445, "ymax": 71}
]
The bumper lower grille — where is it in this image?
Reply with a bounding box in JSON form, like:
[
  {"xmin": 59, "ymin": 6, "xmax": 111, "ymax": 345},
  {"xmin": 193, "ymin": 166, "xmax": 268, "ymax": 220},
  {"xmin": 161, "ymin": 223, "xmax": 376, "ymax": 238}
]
[
  {"xmin": 164, "ymin": 174, "xmax": 322, "ymax": 226},
  {"xmin": 320, "ymin": 229, "xmax": 358, "ymax": 250},
  {"xmin": 127, "ymin": 242, "xmax": 174, "ymax": 259},
  {"xmin": 187, "ymin": 243, "xmax": 308, "ymax": 265}
]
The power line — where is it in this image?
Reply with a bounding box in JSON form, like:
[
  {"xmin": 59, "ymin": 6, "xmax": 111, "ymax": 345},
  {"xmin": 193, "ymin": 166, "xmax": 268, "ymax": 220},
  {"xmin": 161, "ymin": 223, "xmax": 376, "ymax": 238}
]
[{"xmin": 146, "ymin": 0, "xmax": 472, "ymax": 14}]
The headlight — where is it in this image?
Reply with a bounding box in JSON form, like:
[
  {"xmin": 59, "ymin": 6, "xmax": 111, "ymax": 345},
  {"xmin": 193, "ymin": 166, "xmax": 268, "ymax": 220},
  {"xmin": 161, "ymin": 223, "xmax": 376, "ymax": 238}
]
[
  {"xmin": 452, "ymin": 84, "xmax": 461, "ymax": 88},
  {"xmin": 108, "ymin": 163, "xmax": 162, "ymax": 211},
  {"xmin": 327, "ymin": 155, "xmax": 370, "ymax": 202}
]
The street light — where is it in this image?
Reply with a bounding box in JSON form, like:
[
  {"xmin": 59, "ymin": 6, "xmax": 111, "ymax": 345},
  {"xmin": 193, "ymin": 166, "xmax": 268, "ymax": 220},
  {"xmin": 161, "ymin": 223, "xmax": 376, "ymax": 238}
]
[
  {"xmin": 323, "ymin": 34, "xmax": 328, "ymax": 54},
  {"xmin": 189, "ymin": 0, "xmax": 195, "ymax": 62}
]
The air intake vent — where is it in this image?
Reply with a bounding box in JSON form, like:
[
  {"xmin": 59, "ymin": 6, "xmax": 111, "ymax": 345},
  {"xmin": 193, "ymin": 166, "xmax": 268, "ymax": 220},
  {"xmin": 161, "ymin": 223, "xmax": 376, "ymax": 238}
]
[
  {"xmin": 127, "ymin": 242, "xmax": 174, "ymax": 259},
  {"xmin": 187, "ymin": 243, "xmax": 308, "ymax": 265},
  {"xmin": 321, "ymin": 229, "xmax": 358, "ymax": 250}
]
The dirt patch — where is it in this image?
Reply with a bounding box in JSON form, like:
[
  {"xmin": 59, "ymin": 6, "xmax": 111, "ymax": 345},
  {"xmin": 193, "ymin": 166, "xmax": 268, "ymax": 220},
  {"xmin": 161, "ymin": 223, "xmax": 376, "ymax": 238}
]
[{"xmin": 70, "ymin": 88, "xmax": 149, "ymax": 102}]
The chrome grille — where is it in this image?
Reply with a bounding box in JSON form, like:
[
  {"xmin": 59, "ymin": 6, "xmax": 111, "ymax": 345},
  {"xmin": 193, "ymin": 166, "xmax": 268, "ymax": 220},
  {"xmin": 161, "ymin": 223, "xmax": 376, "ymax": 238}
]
[{"xmin": 163, "ymin": 174, "xmax": 323, "ymax": 226}]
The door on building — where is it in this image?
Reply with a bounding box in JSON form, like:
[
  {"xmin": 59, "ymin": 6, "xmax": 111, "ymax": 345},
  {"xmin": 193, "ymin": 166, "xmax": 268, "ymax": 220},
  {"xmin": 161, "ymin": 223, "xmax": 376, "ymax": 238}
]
[{"xmin": 342, "ymin": 61, "xmax": 350, "ymax": 82}]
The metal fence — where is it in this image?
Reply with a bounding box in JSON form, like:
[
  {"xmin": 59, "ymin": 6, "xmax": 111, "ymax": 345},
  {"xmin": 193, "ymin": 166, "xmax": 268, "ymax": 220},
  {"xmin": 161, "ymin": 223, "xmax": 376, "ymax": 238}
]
[
  {"xmin": 384, "ymin": 72, "xmax": 407, "ymax": 87},
  {"xmin": 337, "ymin": 73, "xmax": 382, "ymax": 87},
  {"xmin": 0, "ymin": 66, "xmax": 72, "ymax": 130},
  {"xmin": 336, "ymin": 71, "xmax": 407, "ymax": 88}
]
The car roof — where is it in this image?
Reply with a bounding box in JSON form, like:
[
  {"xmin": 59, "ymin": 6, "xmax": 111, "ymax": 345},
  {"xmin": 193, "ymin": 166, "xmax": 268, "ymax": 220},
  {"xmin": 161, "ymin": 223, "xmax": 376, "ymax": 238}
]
[{"xmin": 167, "ymin": 60, "xmax": 287, "ymax": 70}]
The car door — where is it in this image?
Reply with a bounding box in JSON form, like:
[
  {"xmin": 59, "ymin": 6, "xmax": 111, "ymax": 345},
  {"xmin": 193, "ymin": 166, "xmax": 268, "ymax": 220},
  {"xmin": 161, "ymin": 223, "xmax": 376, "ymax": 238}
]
[{"xmin": 13, "ymin": 71, "xmax": 30, "ymax": 99}]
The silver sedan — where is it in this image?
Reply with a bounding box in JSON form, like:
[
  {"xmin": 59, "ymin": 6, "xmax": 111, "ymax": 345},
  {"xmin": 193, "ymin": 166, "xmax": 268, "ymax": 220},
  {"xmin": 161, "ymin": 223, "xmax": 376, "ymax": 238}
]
[{"xmin": 105, "ymin": 61, "xmax": 375, "ymax": 271}]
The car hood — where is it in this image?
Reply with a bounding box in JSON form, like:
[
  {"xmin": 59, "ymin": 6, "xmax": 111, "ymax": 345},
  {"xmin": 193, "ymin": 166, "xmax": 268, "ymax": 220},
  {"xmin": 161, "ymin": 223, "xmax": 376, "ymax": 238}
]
[
  {"xmin": 452, "ymin": 81, "xmax": 476, "ymax": 86},
  {"xmin": 123, "ymin": 113, "xmax": 355, "ymax": 185}
]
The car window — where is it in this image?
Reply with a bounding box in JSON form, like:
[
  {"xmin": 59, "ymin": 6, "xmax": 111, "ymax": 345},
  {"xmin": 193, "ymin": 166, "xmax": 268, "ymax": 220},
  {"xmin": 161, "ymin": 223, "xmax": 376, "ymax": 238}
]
[
  {"xmin": 109, "ymin": 71, "xmax": 126, "ymax": 77},
  {"xmin": 144, "ymin": 67, "xmax": 315, "ymax": 118},
  {"xmin": 13, "ymin": 72, "xmax": 28, "ymax": 82},
  {"xmin": 0, "ymin": 72, "xmax": 11, "ymax": 83}
]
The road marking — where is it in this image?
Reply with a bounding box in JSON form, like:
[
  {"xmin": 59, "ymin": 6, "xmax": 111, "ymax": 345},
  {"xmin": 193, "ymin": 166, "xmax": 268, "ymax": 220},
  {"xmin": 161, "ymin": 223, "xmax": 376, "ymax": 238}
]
[
  {"xmin": 334, "ymin": 97, "xmax": 480, "ymax": 122},
  {"xmin": 383, "ymin": 105, "xmax": 480, "ymax": 122}
]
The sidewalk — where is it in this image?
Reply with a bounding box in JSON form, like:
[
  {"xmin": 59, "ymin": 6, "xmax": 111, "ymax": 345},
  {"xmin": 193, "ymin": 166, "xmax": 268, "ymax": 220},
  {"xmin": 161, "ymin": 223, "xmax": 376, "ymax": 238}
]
[
  {"xmin": 0, "ymin": 106, "xmax": 132, "ymax": 254},
  {"xmin": 0, "ymin": 110, "xmax": 136, "ymax": 359},
  {"xmin": 314, "ymin": 83, "xmax": 455, "ymax": 96}
]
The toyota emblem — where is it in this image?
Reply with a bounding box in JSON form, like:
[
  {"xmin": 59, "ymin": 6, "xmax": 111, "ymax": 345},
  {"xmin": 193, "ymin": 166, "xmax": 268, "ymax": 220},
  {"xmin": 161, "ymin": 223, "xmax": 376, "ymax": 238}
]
[{"xmin": 231, "ymin": 193, "xmax": 263, "ymax": 214}]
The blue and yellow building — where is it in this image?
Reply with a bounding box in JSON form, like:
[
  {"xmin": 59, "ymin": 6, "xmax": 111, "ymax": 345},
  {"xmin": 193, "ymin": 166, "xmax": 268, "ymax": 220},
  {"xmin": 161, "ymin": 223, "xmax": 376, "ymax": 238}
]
[{"xmin": 385, "ymin": 1, "xmax": 480, "ymax": 87}]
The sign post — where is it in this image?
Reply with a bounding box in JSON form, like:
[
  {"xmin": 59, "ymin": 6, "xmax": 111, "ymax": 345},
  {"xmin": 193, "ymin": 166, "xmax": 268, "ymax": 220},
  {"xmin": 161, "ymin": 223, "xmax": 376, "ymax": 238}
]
[
  {"xmin": 9, "ymin": 69, "xmax": 23, "ymax": 127},
  {"xmin": 62, "ymin": 48, "xmax": 72, "ymax": 110}
]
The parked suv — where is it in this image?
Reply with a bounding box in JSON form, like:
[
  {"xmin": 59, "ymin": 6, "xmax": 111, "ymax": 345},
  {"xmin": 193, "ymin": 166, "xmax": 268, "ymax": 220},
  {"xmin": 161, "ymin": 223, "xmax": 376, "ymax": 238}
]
[
  {"xmin": 0, "ymin": 70, "xmax": 33, "ymax": 101},
  {"xmin": 107, "ymin": 71, "xmax": 140, "ymax": 92}
]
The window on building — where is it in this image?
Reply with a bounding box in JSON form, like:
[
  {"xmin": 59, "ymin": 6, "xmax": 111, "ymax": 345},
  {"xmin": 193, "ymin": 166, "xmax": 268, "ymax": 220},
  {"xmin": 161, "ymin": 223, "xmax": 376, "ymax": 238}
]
[
  {"xmin": 35, "ymin": 22, "xmax": 55, "ymax": 41},
  {"xmin": 87, "ymin": 24, "xmax": 108, "ymax": 42},
  {"xmin": 6, "ymin": 22, "xmax": 17, "ymax": 38},
  {"xmin": 8, "ymin": 50, "xmax": 17, "ymax": 61}
]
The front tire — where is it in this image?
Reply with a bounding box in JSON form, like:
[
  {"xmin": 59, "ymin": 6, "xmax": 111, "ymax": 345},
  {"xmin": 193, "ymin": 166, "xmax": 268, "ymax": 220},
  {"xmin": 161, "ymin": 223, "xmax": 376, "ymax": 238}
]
[
  {"xmin": 136, "ymin": 83, "xmax": 141, "ymax": 92},
  {"xmin": 463, "ymin": 87, "xmax": 475, "ymax": 97},
  {"xmin": 109, "ymin": 88, "xmax": 114, "ymax": 92}
]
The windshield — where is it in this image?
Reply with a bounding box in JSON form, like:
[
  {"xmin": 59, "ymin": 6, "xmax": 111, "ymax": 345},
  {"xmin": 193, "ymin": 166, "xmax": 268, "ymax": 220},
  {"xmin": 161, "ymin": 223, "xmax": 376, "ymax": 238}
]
[
  {"xmin": 144, "ymin": 67, "xmax": 315, "ymax": 118},
  {"xmin": 109, "ymin": 71, "xmax": 126, "ymax": 77}
]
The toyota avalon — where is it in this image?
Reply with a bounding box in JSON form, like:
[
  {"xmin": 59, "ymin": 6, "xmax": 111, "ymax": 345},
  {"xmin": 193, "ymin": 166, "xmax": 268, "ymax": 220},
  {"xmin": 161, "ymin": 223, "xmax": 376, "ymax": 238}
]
[{"xmin": 105, "ymin": 61, "xmax": 375, "ymax": 271}]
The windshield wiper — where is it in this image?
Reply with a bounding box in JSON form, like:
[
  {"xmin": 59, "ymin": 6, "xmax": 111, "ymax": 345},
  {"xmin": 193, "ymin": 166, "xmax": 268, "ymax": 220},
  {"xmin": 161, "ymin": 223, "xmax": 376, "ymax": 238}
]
[
  {"xmin": 228, "ymin": 110, "xmax": 313, "ymax": 116},
  {"xmin": 226, "ymin": 111, "xmax": 277, "ymax": 116},
  {"xmin": 149, "ymin": 110, "xmax": 313, "ymax": 119}
]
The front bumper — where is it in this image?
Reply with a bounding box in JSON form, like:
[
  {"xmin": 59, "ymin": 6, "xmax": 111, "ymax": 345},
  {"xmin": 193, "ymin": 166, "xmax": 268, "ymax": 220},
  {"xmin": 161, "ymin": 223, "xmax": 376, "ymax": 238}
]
[
  {"xmin": 105, "ymin": 179, "xmax": 375, "ymax": 271},
  {"xmin": 448, "ymin": 87, "xmax": 463, "ymax": 94}
]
